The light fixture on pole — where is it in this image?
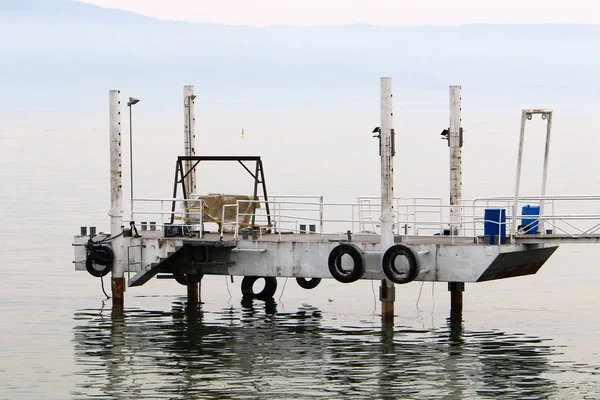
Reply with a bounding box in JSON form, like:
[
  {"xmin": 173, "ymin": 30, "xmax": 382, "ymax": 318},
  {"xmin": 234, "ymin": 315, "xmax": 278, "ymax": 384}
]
[{"xmin": 127, "ymin": 97, "xmax": 140, "ymax": 223}]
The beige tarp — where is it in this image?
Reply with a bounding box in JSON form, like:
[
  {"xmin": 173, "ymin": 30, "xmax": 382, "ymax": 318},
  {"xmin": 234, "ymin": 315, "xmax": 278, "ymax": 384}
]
[{"xmin": 186, "ymin": 194, "xmax": 259, "ymax": 230}]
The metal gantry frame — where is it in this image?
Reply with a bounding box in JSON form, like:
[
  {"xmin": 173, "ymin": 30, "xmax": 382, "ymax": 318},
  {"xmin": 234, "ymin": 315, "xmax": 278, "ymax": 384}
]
[
  {"xmin": 512, "ymin": 109, "xmax": 553, "ymax": 237},
  {"xmin": 170, "ymin": 156, "xmax": 272, "ymax": 229}
]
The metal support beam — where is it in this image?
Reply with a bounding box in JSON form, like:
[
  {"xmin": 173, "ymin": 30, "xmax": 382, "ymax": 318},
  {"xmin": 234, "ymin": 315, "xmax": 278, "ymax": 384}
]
[
  {"xmin": 379, "ymin": 77, "xmax": 395, "ymax": 328},
  {"xmin": 252, "ymin": 161, "xmax": 260, "ymax": 228},
  {"xmin": 259, "ymin": 160, "xmax": 272, "ymax": 228},
  {"xmin": 109, "ymin": 90, "xmax": 125, "ymax": 311},
  {"xmin": 539, "ymin": 111, "xmax": 553, "ymax": 234},
  {"xmin": 171, "ymin": 155, "xmax": 272, "ymax": 229}
]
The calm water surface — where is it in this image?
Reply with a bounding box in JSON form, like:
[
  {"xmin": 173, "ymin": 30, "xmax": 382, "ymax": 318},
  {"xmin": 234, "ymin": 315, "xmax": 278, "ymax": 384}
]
[
  {"xmin": 68, "ymin": 296, "xmax": 598, "ymax": 399},
  {"xmin": 2, "ymin": 118, "xmax": 600, "ymax": 399},
  {"xmin": 1, "ymin": 262, "xmax": 599, "ymax": 399}
]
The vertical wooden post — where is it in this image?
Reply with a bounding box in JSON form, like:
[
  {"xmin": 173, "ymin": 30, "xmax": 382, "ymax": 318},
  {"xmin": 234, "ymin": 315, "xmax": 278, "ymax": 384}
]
[
  {"xmin": 109, "ymin": 90, "xmax": 125, "ymax": 311},
  {"xmin": 187, "ymin": 281, "xmax": 199, "ymax": 305},
  {"xmin": 448, "ymin": 282, "xmax": 464, "ymax": 321},
  {"xmin": 186, "ymin": 274, "xmax": 201, "ymax": 305},
  {"xmin": 379, "ymin": 77, "xmax": 395, "ymax": 328},
  {"xmin": 380, "ymin": 279, "xmax": 395, "ymax": 330}
]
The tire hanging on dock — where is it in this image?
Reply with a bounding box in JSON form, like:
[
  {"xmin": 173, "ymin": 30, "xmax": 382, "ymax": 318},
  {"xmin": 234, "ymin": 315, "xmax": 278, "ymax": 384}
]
[
  {"xmin": 381, "ymin": 244, "xmax": 420, "ymax": 284},
  {"xmin": 328, "ymin": 244, "xmax": 365, "ymax": 283},
  {"xmin": 85, "ymin": 243, "xmax": 114, "ymax": 278},
  {"xmin": 296, "ymin": 277, "xmax": 321, "ymax": 289},
  {"xmin": 241, "ymin": 276, "xmax": 278, "ymax": 299}
]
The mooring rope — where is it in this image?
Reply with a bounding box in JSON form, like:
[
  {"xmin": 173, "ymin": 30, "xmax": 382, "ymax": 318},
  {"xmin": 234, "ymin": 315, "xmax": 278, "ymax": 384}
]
[
  {"xmin": 225, "ymin": 276, "xmax": 232, "ymax": 299},
  {"xmin": 371, "ymin": 280, "xmax": 377, "ymax": 315},
  {"xmin": 100, "ymin": 275, "xmax": 110, "ymax": 300},
  {"xmin": 416, "ymin": 280, "xmax": 425, "ymax": 311},
  {"xmin": 431, "ymin": 281, "xmax": 435, "ymax": 313},
  {"xmin": 93, "ymin": 230, "xmax": 124, "ymax": 244},
  {"xmin": 278, "ymin": 278, "xmax": 288, "ymax": 302}
]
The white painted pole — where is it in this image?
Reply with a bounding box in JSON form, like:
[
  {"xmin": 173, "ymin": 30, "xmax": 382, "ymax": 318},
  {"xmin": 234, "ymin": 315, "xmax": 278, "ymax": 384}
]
[
  {"xmin": 183, "ymin": 85, "xmax": 197, "ymax": 197},
  {"xmin": 380, "ymin": 77, "xmax": 395, "ymax": 249},
  {"xmin": 109, "ymin": 90, "xmax": 124, "ymax": 255},
  {"xmin": 128, "ymin": 104, "xmax": 134, "ymax": 222},
  {"xmin": 380, "ymin": 77, "xmax": 395, "ymax": 327},
  {"xmin": 449, "ymin": 86, "xmax": 463, "ymax": 234},
  {"xmin": 109, "ymin": 90, "xmax": 125, "ymax": 308},
  {"xmin": 512, "ymin": 110, "xmax": 528, "ymax": 237},
  {"xmin": 539, "ymin": 111, "xmax": 553, "ymax": 234}
]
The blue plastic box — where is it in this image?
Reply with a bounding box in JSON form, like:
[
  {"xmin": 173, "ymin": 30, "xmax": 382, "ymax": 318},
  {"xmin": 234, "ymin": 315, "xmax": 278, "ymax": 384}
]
[
  {"xmin": 521, "ymin": 205, "xmax": 540, "ymax": 234},
  {"xmin": 484, "ymin": 208, "xmax": 506, "ymax": 244}
]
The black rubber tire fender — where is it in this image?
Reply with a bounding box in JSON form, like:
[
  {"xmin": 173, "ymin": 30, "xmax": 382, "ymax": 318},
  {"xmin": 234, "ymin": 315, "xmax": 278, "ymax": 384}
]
[
  {"xmin": 85, "ymin": 255, "xmax": 112, "ymax": 278},
  {"xmin": 296, "ymin": 277, "xmax": 322, "ymax": 290},
  {"xmin": 328, "ymin": 243, "xmax": 365, "ymax": 283},
  {"xmin": 382, "ymin": 244, "xmax": 420, "ymax": 284},
  {"xmin": 89, "ymin": 245, "xmax": 114, "ymax": 265},
  {"xmin": 241, "ymin": 276, "xmax": 278, "ymax": 299}
]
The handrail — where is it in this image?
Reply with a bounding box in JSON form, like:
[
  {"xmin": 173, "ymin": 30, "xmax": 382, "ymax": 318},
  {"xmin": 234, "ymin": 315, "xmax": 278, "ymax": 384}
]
[
  {"xmin": 130, "ymin": 197, "xmax": 203, "ymax": 235},
  {"xmin": 127, "ymin": 194, "xmax": 600, "ymax": 241}
]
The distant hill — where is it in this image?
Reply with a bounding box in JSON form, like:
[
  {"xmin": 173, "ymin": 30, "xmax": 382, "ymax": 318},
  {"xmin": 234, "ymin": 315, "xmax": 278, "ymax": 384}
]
[
  {"xmin": 1, "ymin": 0, "xmax": 599, "ymax": 110},
  {"xmin": 0, "ymin": 0, "xmax": 147, "ymax": 20}
]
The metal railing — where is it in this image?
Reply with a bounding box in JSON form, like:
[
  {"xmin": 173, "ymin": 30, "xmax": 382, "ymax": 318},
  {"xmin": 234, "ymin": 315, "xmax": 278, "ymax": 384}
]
[
  {"xmin": 357, "ymin": 196, "xmax": 444, "ymax": 235},
  {"xmin": 129, "ymin": 194, "xmax": 600, "ymax": 242},
  {"xmin": 470, "ymin": 195, "xmax": 600, "ymax": 238},
  {"xmin": 130, "ymin": 197, "xmax": 203, "ymax": 233}
]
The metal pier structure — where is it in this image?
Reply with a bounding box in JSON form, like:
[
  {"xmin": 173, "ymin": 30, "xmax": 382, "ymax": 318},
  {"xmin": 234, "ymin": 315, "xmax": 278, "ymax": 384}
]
[{"xmin": 73, "ymin": 79, "xmax": 599, "ymax": 326}]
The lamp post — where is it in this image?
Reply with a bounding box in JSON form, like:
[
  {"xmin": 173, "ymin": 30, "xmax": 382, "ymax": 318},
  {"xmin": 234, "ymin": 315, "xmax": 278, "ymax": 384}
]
[{"xmin": 127, "ymin": 97, "xmax": 140, "ymax": 222}]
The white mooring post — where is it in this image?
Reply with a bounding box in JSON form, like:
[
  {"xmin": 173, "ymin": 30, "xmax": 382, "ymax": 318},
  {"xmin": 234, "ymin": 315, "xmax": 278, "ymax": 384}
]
[
  {"xmin": 109, "ymin": 90, "xmax": 126, "ymax": 310},
  {"xmin": 183, "ymin": 85, "xmax": 201, "ymax": 303},
  {"xmin": 183, "ymin": 85, "xmax": 197, "ymax": 197},
  {"xmin": 379, "ymin": 77, "xmax": 395, "ymax": 327},
  {"xmin": 449, "ymin": 86, "xmax": 463, "ymax": 234},
  {"xmin": 448, "ymin": 86, "xmax": 465, "ymax": 319}
]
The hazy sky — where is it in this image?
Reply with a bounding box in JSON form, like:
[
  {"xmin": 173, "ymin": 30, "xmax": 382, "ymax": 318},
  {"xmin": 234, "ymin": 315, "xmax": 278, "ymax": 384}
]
[{"xmin": 79, "ymin": 0, "xmax": 600, "ymax": 26}]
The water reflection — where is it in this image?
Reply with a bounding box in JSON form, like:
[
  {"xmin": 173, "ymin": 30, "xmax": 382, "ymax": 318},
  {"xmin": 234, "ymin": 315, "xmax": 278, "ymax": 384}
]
[{"xmin": 72, "ymin": 299, "xmax": 588, "ymax": 399}]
